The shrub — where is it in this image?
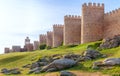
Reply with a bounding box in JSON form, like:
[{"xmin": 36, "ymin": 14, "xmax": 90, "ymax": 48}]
[
  {"xmin": 46, "ymin": 46, "xmax": 52, "ymax": 50},
  {"xmin": 58, "ymin": 42, "xmax": 63, "ymax": 46},
  {"xmin": 67, "ymin": 45, "xmax": 77, "ymax": 48},
  {"xmin": 87, "ymin": 45, "xmax": 93, "ymax": 50},
  {"xmin": 87, "ymin": 42, "xmax": 101, "ymax": 50},
  {"xmin": 39, "ymin": 44, "xmax": 46, "ymax": 50},
  {"xmin": 94, "ymin": 42, "xmax": 101, "ymax": 48}
]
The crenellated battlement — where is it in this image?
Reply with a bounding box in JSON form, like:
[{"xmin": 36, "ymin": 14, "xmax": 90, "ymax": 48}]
[
  {"xmin": 81, "ymin": 2, "xmax": 104, "ymax": 43},
  {"xmin": 105, "ymin": 8, "xmax": 120, "ymax": 17},
  {"xmin": 82, "ymin": 3, "xmax": 104, "ymax": 9},
  {"xmin": 53, "ymin": 24, "xmax": 64, "ymax": 47},
  {"xmin": 47, "ymin": 31, "xmax": 52, "ymax": 33},
  {"xmin": 40, "ymin": 34, "xmax": 47, "ymax": 40},
  {"xmin": 64, "ymin": 14, "xmax": 81, "ymax": 45},
  {"xmin": 5, "ymin": 3, "xmax": 120, "ymax": 53},
  {"xmin": 64, "ymin": 15, "xmax": 81, "ymax": 19},
  {"xmin": 104, "ymin": 8, "xmax": 120, "ymax": 38},
  {"xmin": 40, "ymin": 34, "xmax": 46, "ymax": 38},
  {"xmin": 53, "ymin": 24, "xmax": 63, "ymax": 28},
  {"xmin": 47, "ymin": 31, "xmax": 53, "ymax": 47},
  {"xmin": 39, "ymin": 34, "xmax": 47, "ymax": 45}
]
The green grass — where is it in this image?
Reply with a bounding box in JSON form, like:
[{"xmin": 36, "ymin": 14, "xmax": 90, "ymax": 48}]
[{"xmin": 0, "ymin": 41, "xmax": 120, "ymax": 76}]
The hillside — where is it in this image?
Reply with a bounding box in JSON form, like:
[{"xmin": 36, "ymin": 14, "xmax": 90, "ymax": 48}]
[{"xmin": 0, "ymin": 41, "xmax": 120, "ymax": 76}]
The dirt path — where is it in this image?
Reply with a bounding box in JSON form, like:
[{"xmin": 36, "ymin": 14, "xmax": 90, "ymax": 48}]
[
  {"xmin": 0, "ymin": 71, "xmax": 109, "ymax": 76},
  {"xmin": 44, "ymin": 71, "xmax": 109, "ymax": 76}
]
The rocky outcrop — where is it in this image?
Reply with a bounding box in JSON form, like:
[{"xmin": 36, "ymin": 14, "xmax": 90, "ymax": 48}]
[
  {"xmin": 83, "ymin": 49, "xmax": 103, "ymax": 60},
  {"xmin": 100, "ymin": 35, "xmax": 120, "ymax": 49},
  {"xmin": 29, "ymin": 67, "xmax": 41, "ymax": 74},
  {"xmin": 28, "ymin": 54, "xmax": 80, "ymax": 74},
  {"xmin": 103, "ymin": 58, "xmax": 120, "ymax": 66},
  {"xmin": 30, "ymin": 62, "xmax": 41, "ymax": 69},
  {"xmin": 28, "ymin": 51, "xmax": 105, "ymax": 74},
  {"xmin": 1, "ymin": 68, "xmax": 10, "ymax": 74},
  {"xmin": 22, "ymin": 64, "xmax": 31, "ymax": 68},
  {"xmin": 37, "ymin": 54, "xmax": 63, "ymax": 63},
  {"xmin": 41, "ymin": 59, "xmax": 77, "ymax": 72},
  {"xmin": 1, "ymin": 68, "xmax": 21, "ymax": 74},
  {"xmin": 92, "ymin": 61, "xmax": 103, "ymax": 69},
  {"xmin": 92, "ymin": 58, "xmax": 120, "ymax": 69},
  {"xmin": 60, "ymin": 71, "xmax": 76, "ymax": 76},
  {"xmin": 63, "ymin": 54, "xmax": 81, "ymax": 61}
]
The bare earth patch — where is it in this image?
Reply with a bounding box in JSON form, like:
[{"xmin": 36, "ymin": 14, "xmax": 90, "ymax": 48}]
[
  {"xmin": 44, "ymin": 71, "xmax": 109, "ymax": 76},
  {"xmin": 0, "ymin": 71, "xmax": 109, "ymax": 76}
]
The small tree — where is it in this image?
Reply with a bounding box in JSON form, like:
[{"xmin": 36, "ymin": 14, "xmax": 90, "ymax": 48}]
[
  {"xmin": 46, "ymin": 46, "xmax": 52, "ymax": 50},
  {"xmin": 39, "ymin": 44, "xmax": 46, "ymax": 50}
]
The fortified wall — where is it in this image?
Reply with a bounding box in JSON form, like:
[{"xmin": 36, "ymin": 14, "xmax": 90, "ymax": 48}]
[
  {"xmin": 81, "ymin": 3, "xmax": 104, "ymax": 43},
  {"xmin": 64, "ymin": 15, "xmax": 81, "ymax": 45},
  {"xmin": 33, "ymin": 41, "xmax": 39, "ymax": 50},
  {"xmin": 12, "ymin": 46, "xmax": 21, "ymax": 52},
  {"xmin": 53, "ymin": 24, "xmax": 63, "ymax": 47},
  {"xmin": 47, "ymin": 31, "xmax": 53, "ymax": 47},
  {"xmin": 5, "ymin": 3, "xmax": 120, "ymax": 53},
  {"xmin": 104, "ymin": 8, "xmax": 120, "ymax": 38},
  {"xmin": 4, "ymin": 47, "xmax": 10, "ymax": 53},
  {"xmin": 39, "ymin": 34, "xmax": 47, "ymax": 45},
  {"xmin": 24, "ymin": 43, "xmax": 33, "ymax": 51},
  {"xmin": 24, "ymin": 37, "xmax": 33, "ymax": 51},
  {"xmin": 27, "ymin": 3, "xmax": 120, "ymax": 48}
]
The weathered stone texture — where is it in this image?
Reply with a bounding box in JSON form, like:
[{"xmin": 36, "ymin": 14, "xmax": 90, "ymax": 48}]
[
  {"xmin": 47, "ymin": 31, "xmax": 53, "ymax": 47},
  {"xmin": 39, "ymin": 34, "xmax": 47, "ymax": 45},
  {"xmin": 64, "ymin": 15, "xmax": 81, "ymax": 45},
  {"xmin": 25, "ymin": 37, "xmax": 30, "ymax": 45},
  {"xmin": 53, "ymin": 24, "xmax": 63, "ymax": 47},
  {"xmin": 4, "ymin": 3, "xmax": 120, "ymax": 53},
  {"xmin": 33, "ymin": 41, "xmax": 39, "ymax": 50},
  {"xmin": 81, "ymin": 3, "xmax": 104, "ymax": 43},
  {"xmin": 12, "ymin": 46, "xmax": 21, "ymax": 52},
  {"xmin": 24, "ymin": 43, "xmax": 33, "ymax": 51},
  {"xmin": 104, "ymin": 9, "xmax": 120, "ymax": 38},
  {"xmin": 4, "ymin": 48, "xmax": 10, "ymax": 53}
]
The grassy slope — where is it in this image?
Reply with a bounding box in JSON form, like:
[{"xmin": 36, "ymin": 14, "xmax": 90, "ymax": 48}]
[{"xmin": 0, "ymin": 41, "xmax": 120, "ymax": 76}]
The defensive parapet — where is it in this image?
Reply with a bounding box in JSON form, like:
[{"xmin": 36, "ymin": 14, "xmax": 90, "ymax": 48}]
[
  {"xmin": 12, "ymin": 46, "xmax": 21, "ymax": 52},
  {"xmin": 64, "ymin": 15, "xmax": 81, "ymax": 45},
  {"xmin": 33, "ymin": 41, "xmax": 39, "ymax": 50},
  {"xmin": 47, "ymin": 31, "xmax": 53, "ymax": 47},
  {"xmin": 104, "ymin": 8, "xmax": 120, "ymax": 38},
  {"xmin": 53, "ymin": 24, "xmax": 64, "ymax": 47},
  {"xmin": 105, "ymin": 8, "xmax": 120, "ymax": 18},
  {"xmin": 82, "ymin": 3, "xmax": 104, "ymax": 9},
  {"xmin": 39, "ymin": 34, "xmax": 47, "ymax": 45},
  {"xmin": 64, "ymin": 15, "xmax": 81, "ymax": 20},
  {"xmin": 24, "ymin": 43, "xmax": 33, "ymax": 51},
  {"xmin": 81, "ymin": 3, "xmax": 104, "ymax": 43},
  {"xmin": 4, "ymin": 47, "xmax": 10, "ymax": 53}
]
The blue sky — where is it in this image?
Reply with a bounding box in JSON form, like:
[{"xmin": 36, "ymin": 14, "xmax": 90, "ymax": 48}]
[{"xmin": 0, "ymin": 0, "xmax": 120, "ymax": 54}]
